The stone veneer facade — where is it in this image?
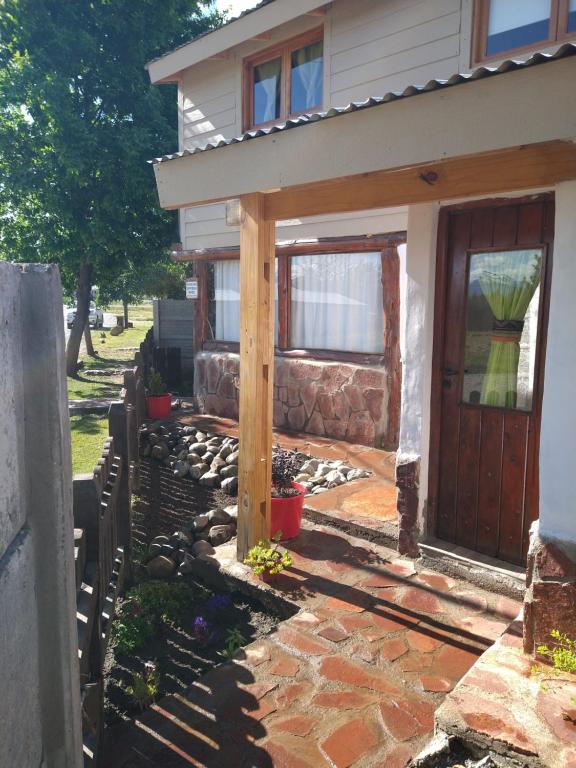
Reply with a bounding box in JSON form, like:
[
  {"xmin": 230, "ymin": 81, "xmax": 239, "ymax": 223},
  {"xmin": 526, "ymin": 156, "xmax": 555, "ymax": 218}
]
[{"xmin": 194, "ymin": 351, "xmax": 396, "ymax": 449}]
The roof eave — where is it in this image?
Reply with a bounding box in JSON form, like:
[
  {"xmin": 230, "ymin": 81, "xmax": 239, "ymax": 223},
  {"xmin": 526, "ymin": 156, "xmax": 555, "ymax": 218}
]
[{"xmin": 147, "ymin": 0, "xmax": 329, "ymax": 84}]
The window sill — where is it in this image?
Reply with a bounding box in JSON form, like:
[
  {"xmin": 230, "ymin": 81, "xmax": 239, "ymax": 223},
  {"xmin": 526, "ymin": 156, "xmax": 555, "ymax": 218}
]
[{"xmin": 202, "ymin": 341, "xmax": 385, "ymax": 366}]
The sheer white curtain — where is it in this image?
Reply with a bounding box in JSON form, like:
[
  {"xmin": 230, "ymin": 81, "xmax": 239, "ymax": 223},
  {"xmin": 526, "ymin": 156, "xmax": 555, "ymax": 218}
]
[
  {"xmin": 254, "ymin": 58, "xmax": 281, "ymax": 124},
  {"xmin": 214, "ymin": 261, "xmax": 240, "ymax": 342},
  {"xmin": 212, "ymin": 260, "xmax": 278, "ymax": 343},
  {"xmin": 290, "ymin": 252, "xmax": 384, "ymax": 353},
  {"xmin": 291, "ymin": 42, "xmax": 323, "ymax": 112}
]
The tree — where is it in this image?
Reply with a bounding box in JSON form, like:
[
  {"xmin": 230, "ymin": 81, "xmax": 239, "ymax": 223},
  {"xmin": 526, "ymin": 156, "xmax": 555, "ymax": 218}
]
[{"xmin": 0, "ymin": 0, "xmax": 220, "ymax": 374}]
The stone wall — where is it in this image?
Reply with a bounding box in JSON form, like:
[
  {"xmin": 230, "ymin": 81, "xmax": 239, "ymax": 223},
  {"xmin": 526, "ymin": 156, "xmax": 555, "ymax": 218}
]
[
  {"xmin": 195, "ymin": 350, "xmax": 395, "ymax": 449},
  {"xmin": 524, "ymin": 528, "xmax": 576, "ymax": 655}
]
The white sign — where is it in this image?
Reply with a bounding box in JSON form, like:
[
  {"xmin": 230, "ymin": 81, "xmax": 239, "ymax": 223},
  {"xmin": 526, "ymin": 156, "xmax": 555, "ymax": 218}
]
[{"xmin": 185, "ymin": 278, "xmax": 199, "ymax": 300}]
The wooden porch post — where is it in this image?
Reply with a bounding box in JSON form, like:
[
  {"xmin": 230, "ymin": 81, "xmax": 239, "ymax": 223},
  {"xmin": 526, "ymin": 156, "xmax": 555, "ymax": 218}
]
[{"xmin": 237, "ymin": 193, "xmax": 275, "ymax": 561}]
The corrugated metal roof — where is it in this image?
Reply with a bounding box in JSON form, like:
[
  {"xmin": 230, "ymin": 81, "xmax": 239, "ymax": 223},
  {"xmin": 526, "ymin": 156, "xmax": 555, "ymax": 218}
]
[
  {"xmin": 151, "ymin": 42, "xmax": 576, "ymax": 165},
  {"xmin": 146, "ymin": 0, "xmax": 277, "ymax": 68}
]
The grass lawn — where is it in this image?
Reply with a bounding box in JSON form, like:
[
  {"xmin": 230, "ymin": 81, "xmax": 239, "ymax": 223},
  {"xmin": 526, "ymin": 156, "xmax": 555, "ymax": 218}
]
[
  {"xmin": 106, "ymin": 302, "xmax": 153, "ymax": 323},
  {"xmin": 68, "ymin": 305, "xmax": 152, "ymax": 402},
  {"xmin": 70, "ymin": 414, "xmax": 110, "ymax": 474}
]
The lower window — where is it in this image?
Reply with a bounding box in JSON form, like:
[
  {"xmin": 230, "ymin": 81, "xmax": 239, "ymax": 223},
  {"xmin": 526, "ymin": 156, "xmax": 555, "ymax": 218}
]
[
  {"xmin": 290, "ymin": 252, "xmax": 384, "ymax": 353},
  {"xmin": 206, "ymin": 242, "xmax": 392, "ymax": 358}
]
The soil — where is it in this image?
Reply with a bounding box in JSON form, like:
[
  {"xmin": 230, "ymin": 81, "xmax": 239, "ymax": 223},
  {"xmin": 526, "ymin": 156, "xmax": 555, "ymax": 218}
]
[{"xmin": 103, "ymin": 577, "xmax": 280, "ymax": 725}]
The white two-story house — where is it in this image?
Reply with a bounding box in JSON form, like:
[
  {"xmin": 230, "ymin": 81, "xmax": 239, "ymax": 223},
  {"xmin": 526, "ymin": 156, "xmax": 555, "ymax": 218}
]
[{"xmin": 147, "ymin": 0, "xmax": 576, "ymax": 655}]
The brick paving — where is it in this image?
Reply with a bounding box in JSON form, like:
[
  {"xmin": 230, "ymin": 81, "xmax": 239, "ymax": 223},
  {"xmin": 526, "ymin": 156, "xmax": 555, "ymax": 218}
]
[{"xmin": 104, "ymin": 521, "xmax": 521, "ymax": 768}]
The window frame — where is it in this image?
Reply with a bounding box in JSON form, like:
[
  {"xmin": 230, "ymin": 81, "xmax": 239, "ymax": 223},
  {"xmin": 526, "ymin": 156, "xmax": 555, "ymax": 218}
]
[
  {"xmin": 472, "ymin": 0, "xmax": 574, "ymax": 65},
  {"xmin": 242, "ymin": 27, "xmax": 324, "ymax": 131},
  {"xmin": 197, "ymin": 235, "xmax": 405, "ymax": 366}
]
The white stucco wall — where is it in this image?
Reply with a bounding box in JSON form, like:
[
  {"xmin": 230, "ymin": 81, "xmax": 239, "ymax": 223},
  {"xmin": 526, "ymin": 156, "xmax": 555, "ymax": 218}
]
[
  {"xmin": 398, "ymin": 203, "xmax": 439, "ymax": 532},
  {"xmin": 538, "ymin": 180, "xmax": 576, "ymax": 543}
]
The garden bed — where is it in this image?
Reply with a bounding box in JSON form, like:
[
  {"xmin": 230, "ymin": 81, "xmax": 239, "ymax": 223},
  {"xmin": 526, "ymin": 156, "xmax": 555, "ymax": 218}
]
[{"xmin": 104, "ymin": 576, "xmax": 281, "ymax": 725}]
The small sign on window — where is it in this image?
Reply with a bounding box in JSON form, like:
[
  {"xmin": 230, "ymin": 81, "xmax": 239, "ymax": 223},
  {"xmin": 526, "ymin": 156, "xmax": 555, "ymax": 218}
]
[{"xmin": 185, "ymin": 278, "xmax": 198, "ymax": 300}]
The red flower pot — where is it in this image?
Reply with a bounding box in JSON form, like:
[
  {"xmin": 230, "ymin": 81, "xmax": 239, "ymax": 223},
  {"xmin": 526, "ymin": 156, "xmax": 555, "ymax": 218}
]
[
  {"xmin": 270, "ymin": 482, "xmax": 305, "ymax": 541},
  {"xmin": 146, "ymin": 393, "xmax": 172, "ymax": 419}
]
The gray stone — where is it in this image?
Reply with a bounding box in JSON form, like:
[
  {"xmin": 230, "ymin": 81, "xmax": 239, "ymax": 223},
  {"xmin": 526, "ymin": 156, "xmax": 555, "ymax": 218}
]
[
  {"xmin": 151, "ymin": 535, "xmax": 170, "ymax": 547},
  {"xmin": 199, "ymin": 471, "xmax": 220, "ymax": 487},
  {"xmin": 140, "ymin": 444, "xmax": 151, "ymax": 457},
  {"xmin": 190, "ymin": 442, "xmax": 207, "ymax": 455},
  {"xmin": 189, "ymin": 463, "xmax": 210, "ymax": 480},
  {"xmin": 317, "ymin": 463, "xmax": 332, "ymax": 476},
  {"xmin": 170, "ymin": 530, "xmax": 193, "ymax": 548},
  {"xmin": 195, "ymin": 432, "xmax": 207, "ymax": 441},
  {"xmin": 147, "ymin": 555, "xmax": 176, "ymax": 578},
  {"xmin": 207, "ymin": 508, "xmax": 233, "ymax": 525},
  {"xmin": 224, "ymin": 505, "xmax": 238, "ymax": 520},
  {"xmin": 313, "ymin": 486, "xmax": 329, "ymax": 494},
  {"xmin": 325, "ymin": 469, "xmax": 345, "ymax": 485},
  {"xmin": 300, "ymin": 459, "xmax": 320, "ymax": 474},
  {"xmin": 226, "ymin": 450, "xmax": 239, "ymax": 465},
  {"xmin": 210, "ymin": 456, "xmax": 227, "ymax": 473},
  {"xmin": 191, "ymin": 540, "xmax": 216, "ymax": 557},
  {"xmin": 187, "ymin": 452, "xmax": 203, "ymax": 465},
  {"xmin": 160, "ymin": 543, "xmax": 175, "ymax": 558},
  {"xmin": 173, "ymin": 460, "xmax": 189, "ymax": 478},
  {"xmin": 219, "ymin": 443, "xmax": 233, "ymax": 460},
  {"xmin": 208, "ymin": 524, "xmax": 235, "ymax": 546},
  {"xmin": 221, "ymin": 476, "xmax": 238, "ymax": 495},
  {"xmin": 294, "ymin": 473, "xmax": 311, "ymax": 483},
  {"xmin": 193, "ymin": 514, "xmax": 210, "ymax": 532},
  {"xmin": 220, "ymin": 464, "xmax": 238, "ymax": 479},
  {"xmin": 151, "ymin": 444, "xmax": 168, "ymax": 460},
  {"xmin": 346, "ymin": 468, "xmax": 370, "ymax": 481}
]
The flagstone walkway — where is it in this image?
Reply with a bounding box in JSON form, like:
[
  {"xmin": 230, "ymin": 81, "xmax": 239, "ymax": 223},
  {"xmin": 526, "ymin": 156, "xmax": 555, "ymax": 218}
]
[{"xmin": 104, "ymin": 521, "xmax": 521, "ymax": 768}]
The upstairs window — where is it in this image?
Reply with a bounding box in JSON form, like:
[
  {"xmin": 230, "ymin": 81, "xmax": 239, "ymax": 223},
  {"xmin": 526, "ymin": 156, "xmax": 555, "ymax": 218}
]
[
  {"xmin": 244, "ymin": 29, "xmax": 323, "ymax": 130},
  {"xmin": 473, "ymin": 0, "xmax": 575, "ymax": 63}
]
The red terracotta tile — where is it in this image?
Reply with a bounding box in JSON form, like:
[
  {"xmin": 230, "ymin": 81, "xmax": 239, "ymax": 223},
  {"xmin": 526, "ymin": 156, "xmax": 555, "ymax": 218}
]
[
  {"xmin": 318, "ymin": 625, "xmax": 349, "ymax": 643},
  {"xmin": 240, "ymin": 696, "xmax": 277, "ymax": 722},
  {"xmin": 312, "ymin": 690, "xmax": 377, "ymax": 709},
  {"xmin": 264, "ymin": 738, "xmax": 326, "ymax": 768},
  {"xmin": 242, "ymin": 644, "xmax": 271, "ymax": 666},
  {"xmin": 276, "ymin": 627, "xmax": 331, "ymax": 656},
  {"xmin": 433, "ymin": 645, "xmax": 481, "ymax": 681},
  {"xmin": 319, "ymin": 655, "xmax": 400, "ymax": 695},
  {"xmin": 397, "ymin": 587, "xmax": 445, "ymax": 614},
  {"xmin": 351, "ymin": 640, "xmax": 379, "ymax": 664},
  {"xmin": 453, "ymin": 691, "xmax": 537, "ymax": 753},
  {"xmin": 400, "ymin": 653, "xmax": 433, "ymax": 673},
  {"xmin": 420, "ymin": 675, "xmax": 453, "ymax": 692},
  {"xmin": 380, "ymin": 637, "xmax": 408, "ymax": 661},
  {"xmin": 269, "ymin": 657, "xmax": 300, "ymax": 678},
  {"xmin": 325, "ymin": 595, "xmax": 366, "ymax": 613},
  {"xmin": 270, "ymin": 714, "xmax": 315, "ymax": 737},
  {"xmin": 495, "ymin": 596, "xmax": 522, "ymax": 621},
  {"xmin": 276, "ymin": 682, "xmax": 311, "ymax": 709},
  {"xmin": 290, "ymin": 611, "xmax": 324, "ymax": 628},
  {"xmin": 379, "ymin": 698, "xmax": 434, "ymax": 741},
  {"xmin": 242, "ymin": 681, "xmax": 278, "ymax": 700},
  {"xmin": 374, "ymin": 744, "xmax": 413, "ymax": 768},
  {"xmin": 361, "ymin": 573, "xmax": 403, "ymax": 589},
  {"xmin": 387, "ymin": 560, "xmax": 417, "ymax": 578},
  {"xmin": 457, "ymin": 616, "xmax": 508, "ymax": 642},
  {"xmin": 406, "ymin": 629, "xmax": 444, "ymax": 653},
  {"xmin": 462, "ymin": 669, "xmax": 509, "ymax": 696},
  {"xmin": 452, "ymin": 591, "xmax": 488, "ymax": 613},
  {"xmin": 320, "ymin": 718, "xmax": 379, "ymax": 768},
  {"xmin": 338, "ymin": 614, "xmax": 374, "ymax": 632},
  {"xmin": 413, "ymin": 571, "xmax": 457, "ymax": 591}
]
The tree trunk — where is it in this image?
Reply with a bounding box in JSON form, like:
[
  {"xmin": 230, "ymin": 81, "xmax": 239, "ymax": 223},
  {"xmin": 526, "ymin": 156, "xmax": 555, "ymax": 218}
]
[
  {"xmin": 66, "ymin": 261, "xmax": 93, "ymax": 376},
  {"xmin": 123, "ymin": 299, "xmax": 129, "ymax": 327},
  {"xmin": 84, "ymin": 323, "xmax": 96, "ymax": 357}
]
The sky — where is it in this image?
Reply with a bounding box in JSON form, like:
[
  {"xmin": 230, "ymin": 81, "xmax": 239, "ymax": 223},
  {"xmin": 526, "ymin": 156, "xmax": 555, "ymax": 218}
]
[{"xmin": 215, "ymin": 0, "xmax": 260, "ymax": 18}]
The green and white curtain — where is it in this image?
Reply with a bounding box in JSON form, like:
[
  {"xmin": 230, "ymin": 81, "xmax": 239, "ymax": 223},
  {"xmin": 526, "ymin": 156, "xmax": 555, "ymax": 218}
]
[{"xmin": 476, "ymin": 249, "xmax": 542, "ymax": 408}]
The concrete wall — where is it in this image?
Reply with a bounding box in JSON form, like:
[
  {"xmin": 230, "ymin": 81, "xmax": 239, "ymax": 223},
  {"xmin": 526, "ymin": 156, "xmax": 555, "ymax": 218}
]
[{"xmin": 0, "ymin": 263, "xmax": 82, "ymax": 768}]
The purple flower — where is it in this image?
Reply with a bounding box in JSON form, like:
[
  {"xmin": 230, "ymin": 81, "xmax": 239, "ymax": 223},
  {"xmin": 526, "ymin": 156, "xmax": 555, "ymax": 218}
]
[{"xmin": 193, "ymin": 615, "xmax": 211, "ymax": 640}]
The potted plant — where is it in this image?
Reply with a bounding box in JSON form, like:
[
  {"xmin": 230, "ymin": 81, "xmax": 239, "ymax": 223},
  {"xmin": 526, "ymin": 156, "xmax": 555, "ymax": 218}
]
[
  {"xmin": 243, "ymin": 535, "xmax": 293, "ymax": 582},
  {"xmin": 270, "ymin": 448, "xmax": 305, "ymax": 540},
  {"xmin": 145, "ymin": 368, "xmax": 172, "ymax": 419}
]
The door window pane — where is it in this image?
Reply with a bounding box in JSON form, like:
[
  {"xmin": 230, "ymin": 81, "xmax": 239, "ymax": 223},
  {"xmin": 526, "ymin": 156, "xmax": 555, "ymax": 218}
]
[
  {"xmin": 462, "ymin": 249, "xmax": 543, "ymax": 410},
  {"xmin": 569, "ymin": 0, "xmax": 576, "ymax": 32},
  {"xmin": 208, "ymin": 261, "xmax": 278, "ymax": 343},
  {"xmin": 253, "ymin": 57, "xmax": 281, "ymax": 125},
  {"xmin": 291, "ymin": 41, "xmax": 323, "ymax": 114},
  {"xmin": 486, "ymin": 0, "xmax": 551, "ymax": 56},
  {"xmin": 290, "ymin": 252, "xmax": 384, "ymax": 353}
]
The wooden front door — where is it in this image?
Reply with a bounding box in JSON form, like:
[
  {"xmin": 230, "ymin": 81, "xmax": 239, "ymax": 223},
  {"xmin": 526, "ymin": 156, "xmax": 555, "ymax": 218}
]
[{"xmin": 431, "ymin": 198, "xmax": 553, "ymax": 565}]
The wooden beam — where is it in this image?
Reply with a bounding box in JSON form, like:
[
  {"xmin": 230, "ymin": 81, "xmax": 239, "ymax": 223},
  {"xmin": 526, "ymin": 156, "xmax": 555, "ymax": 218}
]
[
  {"xmin": 237, "ymin": 193, "xmax": 275, "ymax": 560},
  {"xmin": 262, "ymin": 141, "xmax": 576, "ymax": 221}
]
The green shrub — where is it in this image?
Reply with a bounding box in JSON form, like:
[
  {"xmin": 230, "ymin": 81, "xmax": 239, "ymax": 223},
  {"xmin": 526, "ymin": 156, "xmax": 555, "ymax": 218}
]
[
  {"xmin": 538, "ymin": 629, "xmax": 576, "ymax": 674},
  {"xmin": 126, "ymin": 662, "xmax": 160, "ymax": 711},
  {"xmin": 147, "ymin": 368, "xmax": 167, "ymax": 396}
]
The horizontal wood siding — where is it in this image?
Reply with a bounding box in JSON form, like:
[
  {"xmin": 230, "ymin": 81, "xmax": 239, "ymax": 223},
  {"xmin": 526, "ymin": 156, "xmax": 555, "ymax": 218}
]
[
  {"xmin": 178, "ymin": 0, "xmax": 462, "ymax": 249},
  {"xmin": 153, "ymin": 300, "xmax": 195, "ymax": 376},
  {"xmin": 329, "ymin": 0, "xmax": 461, "ymax": 104}
]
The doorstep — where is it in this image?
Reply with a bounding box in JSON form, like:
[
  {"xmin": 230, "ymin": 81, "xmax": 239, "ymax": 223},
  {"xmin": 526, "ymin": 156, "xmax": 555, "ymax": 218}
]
[
  {"xmin": 419, "ymin": 538, "xmax": 526, "ymax": 602},
  {"xmin": 434, "ymin": 618, "xmax": 576, "ymax": 767}
]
